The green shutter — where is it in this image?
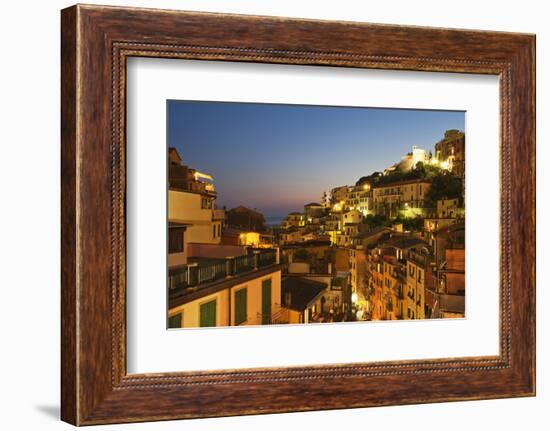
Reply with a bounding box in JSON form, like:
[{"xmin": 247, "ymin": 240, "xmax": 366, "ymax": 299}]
[
  {"xmin": 262, "ymin": 279, "xmax": 272, "ymax": 324},
  {"xmin": 235, "ymin": 288, "xmax": 247, "ymax": 325},
  {"xmin": 168, "ymin": 313, "xmax": 182, "ymax": 328},
  {"xmin": 200, "ymin": 300, "xmax": 217, "ymax": 327}
]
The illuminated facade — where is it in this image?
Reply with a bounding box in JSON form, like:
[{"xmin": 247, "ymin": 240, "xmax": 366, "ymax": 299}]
[
  {"xmin": 434, "ymin": 129, "xmax": 465, "ymax": 179},
  {"xmin": 372, "ymin": 179, "xmax": 431, "ymax": 218}
]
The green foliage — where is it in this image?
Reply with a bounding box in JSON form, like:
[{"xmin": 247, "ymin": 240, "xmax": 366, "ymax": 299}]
[
  {"xmin": 364, "ymin": 214, "xmax": 390, "ymax": 228},
  {"xmin": 425, "ymin": 172, "xmax": 463, "ymax": 205},
  {"xmin": 393, "ymin": 215, "xmax": 424, "ymax": 232},
  {"xmin": 226, "ymin": 207, "xmax": 267, "ymax": 232},
  {"xmin": 356, "ymin": 172, "xmax": 382, "ymax": 186},
  {"xmin": 360, "ymin": 162, "xmax": 455, "ymax": 188},
  {"xmin": 376, "ymin": 168, "xmax": 421, "ymax": 185}
]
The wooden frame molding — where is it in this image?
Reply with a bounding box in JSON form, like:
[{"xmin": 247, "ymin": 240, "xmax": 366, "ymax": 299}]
[{"xmin": 61, "ymin": 4, "xmax": 535, "ymax": 425}]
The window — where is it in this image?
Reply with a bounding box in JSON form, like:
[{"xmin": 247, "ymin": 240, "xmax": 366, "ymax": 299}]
[
  {"xmin": 234, "ymin": 288, "xmax": 248, "ymax": 325},
  {"xmin": 418, "ymin": 270, "xmax": 423, "ymax": 283},
  {"xmin": 217, "ymin": 223, "xmax": 221, "ymax": 237},
  {"xmin": 201, "ymin": 197, "xmax": 212, "ymax": 209},
  {"xmin": 168, "ymin": 227, "xmax": 185, "ymax": 254},
  {"xmin": 213, "ymin": 224, "xmax": 216, "ymax": 239},
  {"xmin": 199, "ymin": 300, "xmax": 217, "ymax": 327},
  {"xmin": 168, "ymin": 313, "xmax": 182, "ymax": 328}
]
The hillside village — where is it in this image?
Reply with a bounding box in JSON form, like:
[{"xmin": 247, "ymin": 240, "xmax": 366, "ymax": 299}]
[{"xmin": 167, "ymin": 129, "xmax": 465, "ymax": 328}]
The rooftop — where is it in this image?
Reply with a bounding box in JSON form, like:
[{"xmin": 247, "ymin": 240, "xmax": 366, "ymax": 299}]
[
  {"xmin": 381, "ymin": 237, "xmax": 427, "ymax": 250},
  {"xmin": 281, "ymin": 239, "xmax": 332, "ymax": 248},
  {"xmin": 354, "ymin": 226, "xmax": 392, "ymax": 239},
  {"xmin": 282, "ymin": 277, "xmax": 328, "ymax": 311}
]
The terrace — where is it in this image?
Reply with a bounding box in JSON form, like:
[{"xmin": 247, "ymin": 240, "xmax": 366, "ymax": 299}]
[{"xmin": 168, "ymin": 249, "xmax": 278, "ymax": 294}]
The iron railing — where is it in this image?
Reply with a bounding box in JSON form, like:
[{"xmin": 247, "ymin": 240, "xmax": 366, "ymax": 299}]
[{"xmin": 169, "ymin": 250, "xmax": 277, "ymax": 291}]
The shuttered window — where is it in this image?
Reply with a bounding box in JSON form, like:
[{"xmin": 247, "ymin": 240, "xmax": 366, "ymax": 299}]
[
  {"xmin": 234, "ymin": 288, "xmax": 247, "ymax": 325},
  {"xmin": 199, "ymin": 300, "xmax": 217, "ymax": 327},
  {"xmin": 168, "ymin": 313, "xmax": 182, "ymax": 328},
  {"xmin": 261, "ymin": 279, "xmax": 272, "ymax": 324},
  {"xmin": 168, "ymin": 227, "xmax": 185, "ymax": 253}
]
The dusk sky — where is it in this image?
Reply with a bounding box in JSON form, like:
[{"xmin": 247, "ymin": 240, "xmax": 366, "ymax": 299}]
[{"xmin": 167, "ymin": 100, "xmax": 465, "ymax": 221}]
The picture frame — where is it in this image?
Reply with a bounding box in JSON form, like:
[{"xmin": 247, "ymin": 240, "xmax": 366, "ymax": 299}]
[{"xmin": 61, "ymin": 4, "xmax": 535, "ymax": 425}]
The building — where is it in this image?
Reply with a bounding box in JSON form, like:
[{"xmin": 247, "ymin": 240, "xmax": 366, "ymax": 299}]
[
  {"xmin": 434, "ymin": 247, "xmax": 465, "ymax": 318},
  {"xmin": 169, "ymin": 189, "xmax": 224, "ymax": 246},
  {"xmin": 337, "ymin": 222, "xmax": 362, "ymax": 247},
  {"xmin": 324, "ymin": 214, "xmax": 342, "ymax": 245},
  {"xmin": 282, "ymin": 212, "xmax": 305, "ymax": 229},
  {"xmin": 367, "ymin": 249, "xmax": 387, "ymax": 321},
  {"xmin": 330, "ymin": 185, "xmax": 349, "ymax": 210},
  {"xmin": 280, "ymin": 278, "xmax": 330, "ymax": 324},
  {"xmin": 221, "ymin": 227, "xmax": 274, "ymax": 248},
  {"xmin": 382, "ymin": 255, "xmax": 403, "ymax": 320},
  {"xmin": 354, "ymin": 179, "xmax": 373, "ymax": 216},
  {"xmin": 396, "ymin": 146, "xmax": 431, "ymax": 172},
  {"xmin": 405, "ymin": 249, "xmax": 430, "ymax": 320},
  {"xmin": 321, "ymin": 191, "xmax": 330, "ymax": 208},
  {"xmin": 434, "ymin": 129, "xmax": 465, "ymax": 179},
  {"xmin": 367, "ymin": 236, "xmax": 430, "ymax": 321},
  {"xmin": 428, "ymin": 223, "xmax": 465, "ymax": 318},
  {"xmin": 168, "ymin": 149, "xmax": 224, "ymax": 268},
  {"xmin": 168, "ymin": 248, "xmax": 283, "ymax": 328},
  {"xmin": 349, "ymin": 245, "xmax": 368, "ymax": 315},
  {"xmin": 279, "ymin": 228, "xmax": 304, "ymax": 244},
  {"xmin": 372, "ymin": 179, "xmax": 431, "ymax": 218},
  {"xmin": 436, "ymin": 198, "xmax": 462, "ymax": 219},
  {"xmin": 304, "ymin": 202, "xmax": 325, "ymax": 219}
]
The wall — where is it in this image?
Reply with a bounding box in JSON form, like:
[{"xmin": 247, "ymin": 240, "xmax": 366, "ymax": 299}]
[
  {"xmin": 0, "ymin": 1, "xmax": 546, "ymax": 431},
  {"xmin": 170, "ymin": 289, "xmax": 230, "ymax": 328},
  {"xmin": 230, "ymin": 271, "xmax": 282, "ymax": 326},
  {"xmin": 186, "ymin": 243, "xmax": 247, "ymax": 259},
  {"xmin": 169, "ymin": 270, "xmax": 281, "ymax": 328},
  {"xmin": 169, "ymin": 189, "xmax": 221, "ymax": 244}
]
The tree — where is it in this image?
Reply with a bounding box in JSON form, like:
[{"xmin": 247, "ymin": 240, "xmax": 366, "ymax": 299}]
[
  {"xmin": 226, "ymin": 206, "xmax": 267, "ymax": 232},
  {"xmin": 393, "ymin": 214, "xmax": 424, "ymax": 232},
  {"xmin": 426, "ymin": 172, "xmax": 463, "ymax": 205},
  {"xmin": 364, "ymin": 214, "xmax": 390, "ymax": 228}
]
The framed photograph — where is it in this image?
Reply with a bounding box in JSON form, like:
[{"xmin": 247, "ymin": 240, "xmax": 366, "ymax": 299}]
[{"xmin": 61, "ymin": 4, "xmax": 535, "ymax": 425}]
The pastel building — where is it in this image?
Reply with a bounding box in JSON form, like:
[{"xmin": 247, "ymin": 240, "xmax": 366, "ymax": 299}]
[
  {"xmin": 372, "ymin": 179, "xmax": 431, "ymax": 218},
  {"xmin": 168, "ymin": 256, "xmax": 282, "ymax": 328}
]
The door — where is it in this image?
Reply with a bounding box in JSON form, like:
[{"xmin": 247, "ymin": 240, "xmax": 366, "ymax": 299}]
[
  {"xmin": 200, "ymin": 299, "xmax": 217, "ymax": 327},
  {"xmin": 261, "ymin": 278, "xmax": 272, "ymax": 324}
]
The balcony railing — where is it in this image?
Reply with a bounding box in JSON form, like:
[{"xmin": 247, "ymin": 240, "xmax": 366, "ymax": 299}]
[{"xmin": 168, "ymin": 250, "xmax": 277, "ymax": 291}]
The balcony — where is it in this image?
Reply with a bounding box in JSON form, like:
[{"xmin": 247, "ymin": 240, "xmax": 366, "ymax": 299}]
[{"xmin": 168, "ymin": 250, "xmax": 277, "ymax": 292}]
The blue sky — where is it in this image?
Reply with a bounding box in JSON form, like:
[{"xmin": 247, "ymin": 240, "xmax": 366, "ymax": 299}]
[{"xmin": 167, "ymin": 100, "xmax": 464, "ymax": 219}]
